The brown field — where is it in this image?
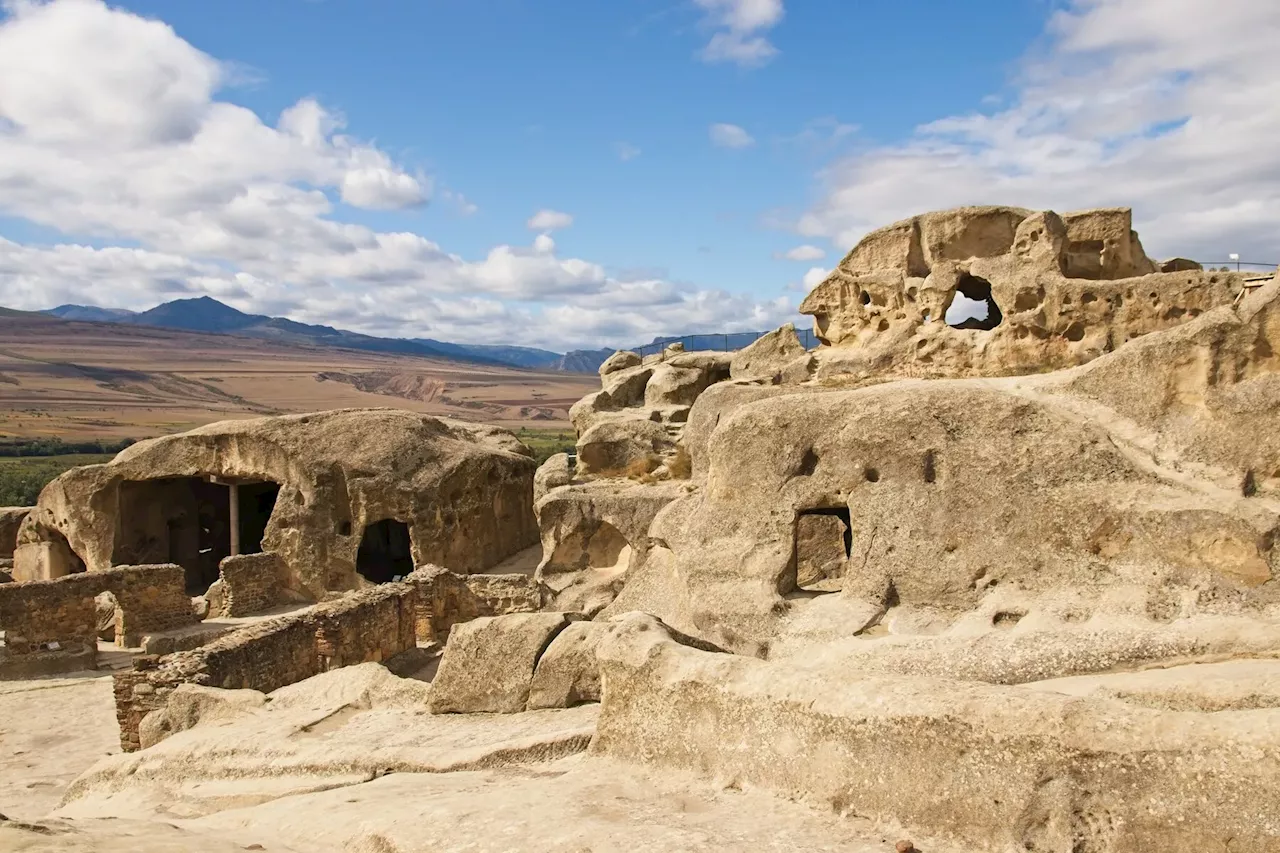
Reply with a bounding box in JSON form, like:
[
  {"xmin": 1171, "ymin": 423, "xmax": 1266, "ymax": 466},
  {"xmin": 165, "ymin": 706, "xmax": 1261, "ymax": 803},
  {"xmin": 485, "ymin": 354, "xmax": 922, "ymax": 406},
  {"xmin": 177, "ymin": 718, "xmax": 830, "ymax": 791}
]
[{"xmin": 0, "ymin": 310, "xmax": 597, "ymax": 440}]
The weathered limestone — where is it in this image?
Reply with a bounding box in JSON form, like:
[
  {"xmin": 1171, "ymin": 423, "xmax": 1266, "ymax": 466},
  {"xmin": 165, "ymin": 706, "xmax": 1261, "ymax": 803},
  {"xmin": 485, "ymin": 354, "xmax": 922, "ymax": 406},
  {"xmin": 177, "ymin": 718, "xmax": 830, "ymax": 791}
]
[
  {"xmin": 575, "ymin": 419, "xmax": 674, "ymax": 476},
  {"xmin": 729, "ymin": 323, "xmax": 811, "ymax": 382},
  {"xmin": 598, "ymin": 350, "xmax": 641, "ymax": 376},
  {"xmin": 592, "ymin": 626, "xmax": 1280, "ymax": 853},
  {"xmin": 526, "ymin": 620, "xmax": 608, "ymax": 710},
  {"xmin": 533, "ymin": 452, "xmax": 574, "ymax": 502},
  {"xmin": 535, "ymin": 480, "xmax": 685, "ymax": 615},
  {"xmin": 799, "ymin": 205, "xmax": 1243, "ymax": 383},
  {"xmin": 426, "ymin": 612, "xmax": 579, "ymax": 714},
  {"xmin": 0, "ymin": 506, "xmax": 29, "ymax": 559},
  {"xmin": 13, "ymin": 409, "xmax": 539, "ymax": 599},
  {"xmin": 137, "ymin": 683, "xmax": 267, "ymax": 749}
]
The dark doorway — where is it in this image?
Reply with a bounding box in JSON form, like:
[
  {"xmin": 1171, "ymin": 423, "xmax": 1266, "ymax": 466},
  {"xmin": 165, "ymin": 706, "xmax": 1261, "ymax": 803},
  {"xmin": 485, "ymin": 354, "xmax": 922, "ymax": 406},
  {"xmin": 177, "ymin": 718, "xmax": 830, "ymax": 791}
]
[
  {"xmin": 356, "ymin": 519, "xmax": 414, "ymax": 584},
  {"xmin": 793, "ymin": 507, "xmax": 852, "ymax": 591},
  {"xmin": 115, "ymin": 476, "xmax": 280, "ymax": 593},
  {"xmin": 944, "ymin": 274, "xmax": 1003, "ymax": 330},
  {"xmin": 238, "ymin": 481, "xmax": 280, "ymax": 554}
]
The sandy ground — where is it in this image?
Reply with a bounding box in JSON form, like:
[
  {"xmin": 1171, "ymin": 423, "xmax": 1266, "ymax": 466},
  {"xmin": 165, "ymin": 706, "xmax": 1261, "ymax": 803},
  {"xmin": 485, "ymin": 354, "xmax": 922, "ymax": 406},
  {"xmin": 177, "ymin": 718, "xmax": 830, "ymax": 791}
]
[
  {"xmin": 0, "ymin": 673, "xmax": 120, "ymax": 820},
  {"xmin": 0, "ymin": 313, "xmax": 595, "ymax": 436},
  {"xmin": 0, "ymin": 664, "xmax": 965, "ymax": 853}
]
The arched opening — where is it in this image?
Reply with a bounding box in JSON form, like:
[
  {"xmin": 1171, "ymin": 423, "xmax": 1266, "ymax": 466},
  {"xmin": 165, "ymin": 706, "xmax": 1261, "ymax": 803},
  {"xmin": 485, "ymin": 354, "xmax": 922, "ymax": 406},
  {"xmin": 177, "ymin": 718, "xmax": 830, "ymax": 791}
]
[
  {"xmin": 791, "ymin": 507, "xmax": 852, "ymax": 592},
  {"xmin": 45, "ymin": 528, "xmax": 86, "ymax": 578},
  {"xmin": 356, "ymin": 519, "xmax": 414, "ymax": 584},
  {"xmin": 547, "ymin": 520, "xmax": 631, "ymax": 574},
  {"xmin": 114, "ymin": 476, "xmax": 281, "ymax": 593},
  {"xmin": 944, "ymin": 274, "xmax": 1003, "ymax": 331}
]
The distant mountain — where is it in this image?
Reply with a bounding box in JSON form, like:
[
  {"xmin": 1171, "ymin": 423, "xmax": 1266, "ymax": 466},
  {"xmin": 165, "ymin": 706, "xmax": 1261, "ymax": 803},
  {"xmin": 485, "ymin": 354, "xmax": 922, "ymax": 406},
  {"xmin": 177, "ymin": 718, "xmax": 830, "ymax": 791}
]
[
  {"xmin": 44, "ymin": 297, "xmax": 507, "ymax": 367},
  {"xmin": 38, "ymin": 299, "xmax": 795, "ymax": 374},
  {"xmin": 552, "ymin": 348, "xmax": 614, "ymax": 373},
  {"xmin": 46, "ymin": 304, "xmax": 138, "ymax": 322},
  {"xmin": 412, "ymin": 340, "xmax": 562, "ymax": 369}
]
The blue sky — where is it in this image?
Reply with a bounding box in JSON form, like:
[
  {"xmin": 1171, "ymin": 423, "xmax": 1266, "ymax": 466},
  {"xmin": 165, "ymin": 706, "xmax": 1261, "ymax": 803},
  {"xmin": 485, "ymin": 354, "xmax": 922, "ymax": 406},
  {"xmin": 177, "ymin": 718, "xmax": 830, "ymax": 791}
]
[{"xmin": 1, "ymin": 0, "xmax": 1278, "ymax": 350}]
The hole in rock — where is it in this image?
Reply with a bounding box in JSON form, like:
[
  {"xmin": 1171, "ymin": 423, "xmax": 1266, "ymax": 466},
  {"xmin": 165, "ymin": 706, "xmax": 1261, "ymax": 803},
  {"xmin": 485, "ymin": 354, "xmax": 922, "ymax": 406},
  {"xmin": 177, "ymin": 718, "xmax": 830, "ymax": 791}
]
[
  {"xmin": 923, "ymin": 450, "xmax": 938, "ymax": 484},
  {"xmin": 859, "ymin": 290, "xmax": 871, "ymax": 306},
  {"xmin": 114, "ymin": 476, "xmax": 280, "ymax": 593},
  {"xmin": 356, "ymin": 519, "xmax": 415, "ymax": 584},
  {"xmin": 992, "ymin": 610, "xmax": 1025, "ymax": 629},
  {"xmin": 338, "ymin": 520, "xmax": 352, "ymax": 536},
  {"xmin": 791, "ymin": 507, "xmax": 852, "ymax": 592},
  {"xmin": 944, "ymin": 274, "xmax": 1003, "ymax": 330},
  {"xmin": 864, "ymin": 466, "xmax": 881, "ymax": 483},
  {"xmin": 1063, "ymin": 322, "xmax": 1087, "ymax": 342},
  {"xmin": 796, "ymin": 447, "xmax": 819, "ymax": 477}
]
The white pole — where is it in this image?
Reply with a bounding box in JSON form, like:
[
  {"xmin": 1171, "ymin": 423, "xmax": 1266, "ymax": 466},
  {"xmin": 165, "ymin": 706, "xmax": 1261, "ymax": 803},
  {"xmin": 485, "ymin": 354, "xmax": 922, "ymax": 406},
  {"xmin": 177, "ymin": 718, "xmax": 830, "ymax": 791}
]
[{"xmin": 228, "ymin": 483, "xmax": 240, "ymax": 556}]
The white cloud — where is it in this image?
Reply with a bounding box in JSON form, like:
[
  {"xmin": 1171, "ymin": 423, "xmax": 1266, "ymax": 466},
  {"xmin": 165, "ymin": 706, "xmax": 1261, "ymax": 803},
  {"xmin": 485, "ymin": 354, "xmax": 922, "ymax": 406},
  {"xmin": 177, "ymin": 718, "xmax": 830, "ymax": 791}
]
[
  {"xmin": 340, "ymin": 166, "xmax": 429, "ymax": 209},
  {"xmin": 0, "ymin": 0, "xmax": 795, "ymax": 349},
  {"xmin": 615, "ymin": 141, "xmax": 642, "ymax": 162},
  {"xmin": 802, "ymin": 266, "xmax": 829, "ymax": 290},
  {"xmin": 526, "ymin": 209, "xmax": 574, "ymax": 231},
  {"xmin": 796, "ymin": 0, "xmax": 1280, "ymax": 265},
  {"xmin": 776, "ymin": 244, "xmax": 826, "ymax": 261},
  {"xmin": 694, "ymin": 0, "xmax": 784, "ymax": 68},
  {"xmin": 709, "ymin": 122, "xmax": 755, "ymax": 149}
]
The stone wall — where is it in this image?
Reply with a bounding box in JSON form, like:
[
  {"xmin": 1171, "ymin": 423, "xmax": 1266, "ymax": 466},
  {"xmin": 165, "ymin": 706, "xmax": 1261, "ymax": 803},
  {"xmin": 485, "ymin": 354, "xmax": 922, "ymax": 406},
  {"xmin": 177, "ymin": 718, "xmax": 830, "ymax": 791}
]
[
  {"xmin": 0, "ymin": 563, "xmax": 196, "ymax": 677},
  {"xmin": 405, "ymin": 565, "xmax": 544, "ymax": 644},
  {"xmin": 112, "ymin": 583, "xmax": 416, "ymax": 751},
  {"xmin": 219, "ymin": 552, "xmax": 286, "ymax": 617},
  {"xmin": 312, "ymin": 583, "xmax": 416, "ymax": 669}
]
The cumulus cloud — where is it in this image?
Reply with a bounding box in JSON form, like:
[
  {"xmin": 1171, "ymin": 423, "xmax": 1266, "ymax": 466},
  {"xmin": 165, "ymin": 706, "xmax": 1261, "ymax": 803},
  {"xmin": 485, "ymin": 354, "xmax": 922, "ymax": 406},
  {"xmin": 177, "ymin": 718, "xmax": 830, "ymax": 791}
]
[
  {"xmin": 0, "ymin": 0, "xmax": 797, "ymax": 349},
  {"xmin": 526, "ymin": 209, "xmax": 574, "ymax": 231},
  {"xmin": 802, "ymin": 266, "xmax": 829, "ymax": 290},
  {"xmin": 776, "ymin": 244, "xmax": 826, "ymax": 261},
  {"xmin": 694, "ymin": 0, "xmax": 784, "ymax": 67},
  {"xmin": 796, "ymin": 0, "xmax": 1280, "ymax": 264},
  {"xmin": 709, "ymin": 122, "xmax": 755, "ymax": 149}
]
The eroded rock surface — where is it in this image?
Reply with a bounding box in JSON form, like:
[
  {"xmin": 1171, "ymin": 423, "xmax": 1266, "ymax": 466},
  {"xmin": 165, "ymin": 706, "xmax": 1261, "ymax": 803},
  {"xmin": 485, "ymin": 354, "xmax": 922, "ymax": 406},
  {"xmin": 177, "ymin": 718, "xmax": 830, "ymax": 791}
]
[{"xmin": 13, "ymin": 409, "xmax": 539, "ymax": 598}]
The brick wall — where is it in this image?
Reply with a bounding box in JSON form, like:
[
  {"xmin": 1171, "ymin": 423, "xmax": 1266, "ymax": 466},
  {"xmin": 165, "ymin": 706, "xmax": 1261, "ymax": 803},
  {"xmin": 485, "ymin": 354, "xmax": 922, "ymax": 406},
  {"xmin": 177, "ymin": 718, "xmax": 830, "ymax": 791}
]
[
  {"xmin": 405, "ymin": 565, "xmax": 545, "ymax": 644},
  {"xmin": 112, "ymin": 583, "xmax": 417, "ymax": 751},
  {"xmin": 0, "ymin": 563, "xmax": 196, "ymax": 677},
  {"xmin": 219, "ymin": 552, "xmax": 286, "ymax": 617},
  {"xmin": 311, "ymin": 584, "xmax": 416, "ymax": 670}
]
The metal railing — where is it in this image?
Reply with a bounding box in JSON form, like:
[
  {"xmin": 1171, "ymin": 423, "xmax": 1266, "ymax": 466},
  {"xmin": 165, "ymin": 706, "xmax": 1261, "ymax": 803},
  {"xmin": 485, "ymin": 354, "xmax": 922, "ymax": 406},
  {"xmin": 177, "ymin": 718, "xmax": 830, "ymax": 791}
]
[{"xmin": 634, "ymin": 329, "xmax": 819, "ymax": 361}]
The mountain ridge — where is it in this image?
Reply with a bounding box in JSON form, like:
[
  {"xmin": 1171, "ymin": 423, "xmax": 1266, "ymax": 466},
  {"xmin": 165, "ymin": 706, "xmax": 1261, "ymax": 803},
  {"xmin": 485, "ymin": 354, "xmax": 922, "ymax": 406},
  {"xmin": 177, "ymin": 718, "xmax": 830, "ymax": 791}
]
[{"xmin": 40, "ymin": 298, "xmax": 793, "ymax": 373}]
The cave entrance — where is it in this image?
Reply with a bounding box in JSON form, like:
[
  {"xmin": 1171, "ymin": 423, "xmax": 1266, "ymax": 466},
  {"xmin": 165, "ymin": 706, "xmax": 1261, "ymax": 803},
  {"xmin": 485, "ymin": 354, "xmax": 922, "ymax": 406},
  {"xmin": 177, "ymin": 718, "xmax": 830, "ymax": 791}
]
[
  {"xmin": 356, "ymin": 519, "xmax": 414, "ymax": 584},
  {"xmin": 792, "ymin": 507, "xmax": 852, "ymax": 592},
  {"xmin": 944, "ymin": 273, "xmax": 1003, "ymax": 331},
  {"xmin": 114, "ymin": 476, "xmax": 281, "ymax": 593}
]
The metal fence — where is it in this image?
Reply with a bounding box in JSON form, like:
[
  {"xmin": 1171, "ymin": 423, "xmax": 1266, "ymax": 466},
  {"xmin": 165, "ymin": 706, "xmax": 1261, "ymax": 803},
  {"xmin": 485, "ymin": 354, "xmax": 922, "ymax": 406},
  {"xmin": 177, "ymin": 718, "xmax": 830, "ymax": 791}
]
[{"xmin": 634, "ymin": 329, "xmax": 820, "ymax": 361}]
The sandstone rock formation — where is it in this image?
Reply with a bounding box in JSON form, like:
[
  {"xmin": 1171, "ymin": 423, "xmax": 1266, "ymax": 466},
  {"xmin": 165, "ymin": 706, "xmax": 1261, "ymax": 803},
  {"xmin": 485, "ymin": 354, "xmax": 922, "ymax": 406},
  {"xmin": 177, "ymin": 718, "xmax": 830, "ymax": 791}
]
[
  {"xmin": 13, "ymin": 409, "xmax": 539, "ymax": 599},
  {"xmin": 19, "ymin": 205, "xmax": 1280, "ymax": 853},
  {"xmin": 799, "ymin": 205, "xmax": 1243, "ymax": 382},
  {"xmin": 426, "ymin": 612, "xmax": 580, "ymax": 713}
]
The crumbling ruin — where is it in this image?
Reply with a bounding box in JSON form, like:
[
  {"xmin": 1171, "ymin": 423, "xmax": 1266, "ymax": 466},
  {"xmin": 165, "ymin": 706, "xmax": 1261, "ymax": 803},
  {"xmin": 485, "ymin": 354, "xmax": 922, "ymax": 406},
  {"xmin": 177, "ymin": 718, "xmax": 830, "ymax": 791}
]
[{"xmin": 5, "ymin": 206, "xmax": 1280, "ymax": 853}]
